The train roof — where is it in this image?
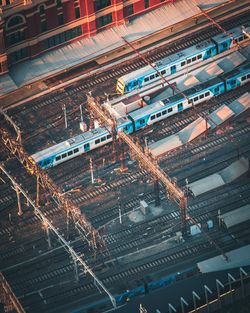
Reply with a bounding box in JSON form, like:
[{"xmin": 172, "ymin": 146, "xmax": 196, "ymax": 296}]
[
  {"xmin": 119, "ymin": 39, "xmax": 215, "ymax": 83},
  {"xmin": 221, "ymin": 61, "xmax": 250, "ymax": 79},
  {"xmin": 128, "ymin": 101, "xmax": 165, "ymax": 121},
  {"xmin": 162, "ymin": 77, "xmax": 223, "ymax": 103},
  {"xmin": 32, "ymin": 127, "xmax": 108, "ymax": 162},
  {"xmin": 212, "ymin": 24, "xmax": 250, "ymax": 44}
]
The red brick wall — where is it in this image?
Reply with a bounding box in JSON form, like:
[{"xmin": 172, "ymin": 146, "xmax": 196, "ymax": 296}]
[{"xmin": 0, "ymin": 0, "xmax": 176, "ymax": 74}]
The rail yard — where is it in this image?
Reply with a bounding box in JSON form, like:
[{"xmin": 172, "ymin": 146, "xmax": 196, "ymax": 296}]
[{"xmin": 0, "ymin": 1, "xmax": 250, "ymax": 313}]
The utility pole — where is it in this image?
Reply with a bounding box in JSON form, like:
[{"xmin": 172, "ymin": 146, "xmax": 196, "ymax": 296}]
[
  {"xmin": 90, "ymin": 158, "xmax": 94, "ymax": 184},
  {"xmin": 80, "ymin": 104, "xmax": 83, "ymax": 123},
  {"xmin": 63, "ymin": 103, "xmax": 68, "ymax": 129}
]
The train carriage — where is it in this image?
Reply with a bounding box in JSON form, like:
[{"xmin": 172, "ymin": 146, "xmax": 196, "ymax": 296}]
[
  {"xmin": 221, "ymin": 62, "xmax": 250, "ymax": 90},
  {"xmin": 116, "ymin": 24, "xmax": 250, "ymax": 95},
  {"xmin": 32, "ymin": 127, "xmax": 112, "ymax": 169},
  {"xmin": 128, "ymin": 76, "xmax": 225, "ymax": 131},
  {"xmin": 116, "ymin": 40, "xmax": 217, "ymax": 94},
  {"xmin": 212, "ymin": 25, "xmax": 250, "ymax": 53}
]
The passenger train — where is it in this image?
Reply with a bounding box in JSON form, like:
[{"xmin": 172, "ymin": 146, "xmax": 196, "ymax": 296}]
[
  {"xmin": 32, "ymin": 62, "xmax": 250, "ymax": 169},
  {"xmin": 116, "ymin": 24, "xmax": 250, "ymax": 94}
]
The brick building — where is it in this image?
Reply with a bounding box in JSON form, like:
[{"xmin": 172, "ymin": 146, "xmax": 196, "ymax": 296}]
[{"xmin": 0, "ymin": 0, "xmax": 175, "ymax": 75}]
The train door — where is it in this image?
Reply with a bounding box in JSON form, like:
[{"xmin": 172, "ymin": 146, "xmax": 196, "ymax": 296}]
[
  {"xmin": 177, "ymin": 102, "xmax": 183, "ymax": 111},
  {"xmin": 170, "ymin": 65, "xmax": 176, "ymax": 74}
]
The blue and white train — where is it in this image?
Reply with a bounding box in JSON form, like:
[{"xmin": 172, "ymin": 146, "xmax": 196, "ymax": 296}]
[
  {"xmin": 116, "ymin": 24, "xmax": 250, "ymax": 94},
  {"xmin": 32, "ymin": 62, "xmax": 250, "ymax": 169}
]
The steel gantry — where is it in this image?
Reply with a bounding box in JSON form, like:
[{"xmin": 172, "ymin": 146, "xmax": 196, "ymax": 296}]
[
  {"xmin": 86, "ymin": 95, "xmax": 188, "ymax": 234},
  {"xmin": 0, "ymin": 127, "xmax": 103, "ymax": 250},
  {"xmin": 0, "ymin": 165, "xmax": 117, "ymax": 309},
  {"xmin": 0, "ymin": 272, "xmax": 26, "ymax": 313}
]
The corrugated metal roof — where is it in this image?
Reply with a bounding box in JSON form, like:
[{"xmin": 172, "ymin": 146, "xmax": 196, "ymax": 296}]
[
  {"xmin": 208, "ymin": 104, "xmax": 234, "ymax": 129},
  {"xmin": 0, "ymin": 0, "xmax": 232, "ymax": 94},
  {"xmin": 228, "ymin": 92, "xmax": 250, "ymax": 116},
  {"xmin": 221, "ymin": 205, "xmax": 250, "ymax": 229},
  {"xmin": 189, "ymin": 157, "xmax": 249, "ymax": 197}
]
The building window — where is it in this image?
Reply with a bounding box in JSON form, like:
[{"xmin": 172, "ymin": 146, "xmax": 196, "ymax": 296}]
[
  {"xmin": 7, "ymin": 15, "xmax": 24, "ymax": 28},
  {"xmin": 124, "ymin": 4, "xmax": 134, "ymax": 17},
  {"xmin": 43, "ymin": 26, "xmax": 82, "ymax": 49},
  {"xmin": 144, "ymin": 0, "xmax": 150, "ymax": 8},
  {"xmin": 56, "ymin": 0, "xmax": 62, "ymax": 8},
  {"xmin": 58, "ymin": 13, "xmax": 64, "ymax": 25},
  {"xmin": 41, "ymin": 20, "xmax": 47, "ymax": 32},
  {"xmin": 9, "ymin": 47, "xmax": 28, "ymax": 63},
  {"xmin": 75, "ymin": 7, "xmax": 80, "ymax": 19},
  {"xmin": 94, "ymin": 0, "xmax": 111, "ymax": 11},
  {"xmin": 6, "ymin": 31, "xmax": 25, "ymax": 46},
  {"xmin": 96, "ymin": 13, "xmax": 112, "ymax": 28}
]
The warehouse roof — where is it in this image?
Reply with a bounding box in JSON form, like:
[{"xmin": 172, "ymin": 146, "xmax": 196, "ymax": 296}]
[
  {"xmin": 221, "ymin": 205, "xmax": 250, "ymax": 229},
  {"xmin": 197, "ymin": 244, "xmax": 250, "ymax": 273},
  {"xmin": 0, "ymin": 0, "xmax": 232, "ymax": 96}
]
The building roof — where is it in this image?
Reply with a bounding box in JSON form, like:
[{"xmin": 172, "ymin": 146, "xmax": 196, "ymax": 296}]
[
  {"xmin": 0, "ymin": 0, "xmax": 233, "ymax": 96},
  {"xmin": 189, "ymin": 157, "xmax": 249, "ymax": 197},
  {"xmin": 221, "ymin": 205, "xmax": 250, "ymax": 229},
  {"xmin": 197, "ymin": 244, "xmax": 250, "ymax": 273}
]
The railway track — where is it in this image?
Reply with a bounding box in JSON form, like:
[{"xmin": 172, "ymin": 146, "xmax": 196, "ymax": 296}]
[{"xmin": 4, "ymin": 11, "xmax": 250, "ymax": 152}]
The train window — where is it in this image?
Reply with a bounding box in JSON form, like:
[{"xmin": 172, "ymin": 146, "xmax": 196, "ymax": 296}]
[
  {"xmin": 95, "ymin": 139, "xmax": 100, "ymax": 144},
  {"xmin": 144, "ymin": 77, "xmax": 150, "ymax": 82},
  {"xmin": 151, "ymin": 115, "xmax": 156, "ymax": 120},
  {"xmin": 73, "ymin": 148, "xmax": 79, "ymax": 153},
  {"xmin": 188, "ymin": 99, "xmax": 192, "ymax": 104},
  {"xmin": 238, "ymin": 36, "xmax": 244, "ymax": 42},
  {"xmin": 101, "ymin": 137, "xmax": 106, "ymax": 142},
  {"xmin": 56, "ymin": 155, "xmax": 61, "ymax": 161},
  {"xmin": 62, "ymin": 153, "xmax": 67, "ymax": 158},
  {"xmin": 168, "ymin": 108, "xmax": 173, "ymax": 113},
  {"xmin": 68, "ymin": 151, "xmax": 73, "ymax": 156},
  {"xmin": 247, "ymin": 74, "xmax": 250, "ymax": 79},
  {"xmin": 205, "ymin": 92, "xmax": 210, "ymax": 97},
  {"xmin": 139, "ymin": 119, "xmax": 145, "ymax": 125},
  {"xmin": 107, "ymin": 134, "xmax": 112, "ymax": 139},
  {"xmin": 197, "ymin": 54, "xmax": 202, "ymax": 59},
  {"xmin": 181, "ymin": 61, "xmax": 186, "ymax": 67},
  {"xmin": 155, "ymin": 73, "xmax": 159, "ymax": 77},
  {"xmin": 84, "ymin": 143, "xmax": 90, "ymax": 150},
  {"xmin": 187, "ymin": 59, "xmax": 191, "ymax": 64},
  {"xmin": 214, "ymin": 86, "xmax": 219, "ymax": 92},
  {"xmin": 161, "ymin": 70, "xmax": 166, "ymax": 75},
  {"xmin": 241, "ymin": 76, "xmax": 246, "ymax": 81},
  {"xmin": 192, "ymin": 57, "xmax": 196, "ymax": 62},
  {"xmin": 199, "ymin": 94, "xmax": 204, "ymax": 99},
  {"xmin": 194, "ymin": 96, "xmax": 198, "ymax": 102},
  {"xmin": 162, "ymin": 110, "xmax": 167, "ymax": 115},
  {"xmin": 150, "ymin": 75, "xmax": 155, "ymax": 80},
  {"xmin": 222, "ymin": 43, "xmax": 227, "ymax": 49},
  {"xmin": 178, "ymin": 103, "xmax": 183, "ymax": 110},
  {"xmin": 156, "ymin": 112, "xmax": 161, "ymax": 118}
]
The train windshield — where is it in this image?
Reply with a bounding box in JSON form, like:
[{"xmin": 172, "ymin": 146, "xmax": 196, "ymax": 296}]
[{"xmin": 116, "ymin": 78, "xmax": 125, "ymax": 94}]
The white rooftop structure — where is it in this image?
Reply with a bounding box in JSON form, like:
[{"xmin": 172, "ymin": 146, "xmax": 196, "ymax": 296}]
[
  {"xmin": 197, "ymin": 244, "xmax": 250, "ymax": 273},
  {"xmin": 209, "ymin": 104, "xmax": 235, "ymax": 129},
  {"xmin": 189, "ymin": 157, "xmax": 249, "ymax": 197},
  {"xmin": 221, "ymin": 205, "xmax": 250, "ymax": 229},
  {"xmin": 228, "ymin": 92, "xmax": 250, "ymax": 116},
  {"xmin": 217, "ymin": 50, "xmax": 247, "ymax": 73},
  {"xmin": 149, "ymin": 117, "xmax": 210, "ymax": 158},
  {"xmin": 0, "ymin": 0, "xmax": 235, "ymax": 96}
]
